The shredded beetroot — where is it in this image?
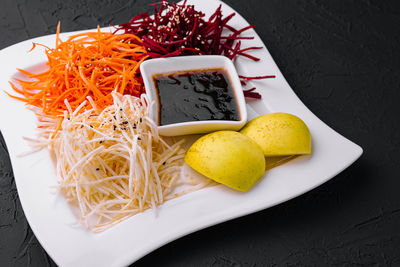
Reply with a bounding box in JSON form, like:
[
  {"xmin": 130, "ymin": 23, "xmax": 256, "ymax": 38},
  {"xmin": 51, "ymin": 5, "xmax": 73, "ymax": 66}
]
[
  {"xmin": 115, "ymin": 0, "xmax": 275, "ymax": 99},
  {"xmin": 240, "ymin": 75, "xmax": 276, "ymax": 98},
  {"xmin": 239, "ymin": 75, "xmax": 276, "ymax": 80},
  {"xmin": 115, "ymin": 1, "xmax": 260, "ymax": 60},
  {"xmin": 243, "ymin": 87, "xmax": 261, "ymax": 99}
]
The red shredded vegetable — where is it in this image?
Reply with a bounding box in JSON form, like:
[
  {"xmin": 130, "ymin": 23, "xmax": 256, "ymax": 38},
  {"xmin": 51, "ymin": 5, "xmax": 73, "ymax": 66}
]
[
  {"xmin": 242, "ymin": 87, "xmax": 260, "ymax": 98},
  {"xmin": 115, "ymin": 1, "xmax": 261, "ymax": 60},
  {"xmin": 240, "ymin": 75, "xmax": 276, "ymax": 98},
  {"xmin": 115, "ymin": 0, "xmax": 275, "ymax": 99}
]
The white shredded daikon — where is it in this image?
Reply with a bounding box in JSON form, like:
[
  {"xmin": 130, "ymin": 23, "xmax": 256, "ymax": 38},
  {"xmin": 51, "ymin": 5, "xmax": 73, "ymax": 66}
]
[{"xmin": 42, "ymin": 92, "xmax": 203, "ymax": 232}]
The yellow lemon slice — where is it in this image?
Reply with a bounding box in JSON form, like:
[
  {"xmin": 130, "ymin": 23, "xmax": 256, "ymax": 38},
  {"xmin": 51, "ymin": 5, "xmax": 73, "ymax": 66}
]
[
  {"xmin": 185, "ymin": 131, "xmax": 265, "ymax": 192},
  {"xmin": 240, "ymin": 113, "xmax": 311, "ymax": 156}
]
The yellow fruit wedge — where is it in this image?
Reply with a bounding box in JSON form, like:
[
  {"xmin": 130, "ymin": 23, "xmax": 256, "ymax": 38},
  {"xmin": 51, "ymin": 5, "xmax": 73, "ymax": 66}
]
[
  {"xmin": 240, "ymin": 113, "xmax": 311, "ymax": 156},
  {"xmin": 185, "ymin": 131, "xmax": 265, "ymax": 192}
]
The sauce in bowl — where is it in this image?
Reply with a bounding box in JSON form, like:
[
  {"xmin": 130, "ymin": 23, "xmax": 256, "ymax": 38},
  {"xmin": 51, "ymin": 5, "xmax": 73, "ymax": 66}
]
[{"xmin": 153, "ymin": 68, "xmax": 240, "ymax": 126}]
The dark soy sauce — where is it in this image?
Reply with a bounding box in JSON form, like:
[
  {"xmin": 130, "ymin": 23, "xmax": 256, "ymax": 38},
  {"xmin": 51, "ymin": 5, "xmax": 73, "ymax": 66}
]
[{"xmin": 153, "ymin": 69, "xmax": 240, "ymax": 126}]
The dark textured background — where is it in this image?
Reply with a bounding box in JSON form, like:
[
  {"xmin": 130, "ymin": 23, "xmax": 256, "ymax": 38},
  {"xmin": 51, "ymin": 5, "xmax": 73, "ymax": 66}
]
[{"xmin": 1, "ymin": 0, "xmax": 400, "ymax": 266}]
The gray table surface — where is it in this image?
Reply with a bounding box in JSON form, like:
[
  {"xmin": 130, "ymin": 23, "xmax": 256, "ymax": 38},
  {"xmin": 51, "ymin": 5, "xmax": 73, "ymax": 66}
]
[{"xmin": 1, "ymin": 0, "xmax": 400, "ymax": 266}]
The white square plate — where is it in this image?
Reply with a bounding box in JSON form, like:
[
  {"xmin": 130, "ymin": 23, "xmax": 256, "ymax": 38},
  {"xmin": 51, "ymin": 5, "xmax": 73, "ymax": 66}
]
[{"xmin": 0, "ymin": 0, "xmax": 362, "ymax": 266}]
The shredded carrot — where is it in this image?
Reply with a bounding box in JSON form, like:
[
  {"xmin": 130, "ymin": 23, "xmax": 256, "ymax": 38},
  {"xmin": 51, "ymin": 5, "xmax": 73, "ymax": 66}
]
[{"xmin": 8, "ymin": 24, "xmax": 148, "ymax": 117}]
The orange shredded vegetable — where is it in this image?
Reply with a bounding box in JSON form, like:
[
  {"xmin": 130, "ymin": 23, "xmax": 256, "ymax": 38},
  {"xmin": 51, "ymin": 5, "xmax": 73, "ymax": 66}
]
[{"xmin": 7, "ymin": 24, "xmax": 148, "ymax": 117}]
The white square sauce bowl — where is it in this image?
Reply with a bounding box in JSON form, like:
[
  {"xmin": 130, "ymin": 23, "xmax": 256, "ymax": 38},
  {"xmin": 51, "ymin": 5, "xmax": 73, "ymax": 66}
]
[{"xmin": 140, "ymin": 55, "xmax": 247, "ymax": 136}]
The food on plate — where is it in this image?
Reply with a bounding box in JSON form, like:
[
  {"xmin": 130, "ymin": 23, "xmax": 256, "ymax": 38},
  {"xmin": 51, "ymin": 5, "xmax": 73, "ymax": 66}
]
[
  {"xmin": 184, "ymin": 113, "xmax": 312, "ymax": 192},
  {"xmin": 240, "ymin": 113, "xmax": 311, "ymax": 156},
  {"xmin": 184, "ymin": 131, "xmax": 265, "ymax": 192},
  {"xmin": 5, "ymin": 0, "xmax": 307, "ymax": 231},
  {"xmin": 240, "ymin": 75, "xmax": 276, "ymax": 99},
  {"xmin": 48, "ymin": 92, "xmax": 205, "ymax": 232},
  {"xmin": 116, "ymin": 1, "xmax": 275, "ymax": 99},
  {"xmin": 116, "ymin": 1, "xmax": 260, "ymax": 60},
  {"xmin": 153, "ymin": 68, "xmax": 240, "ymax": 125},
  {"xmin": 7, "ymin": 25, "xmax": 148, "ymax": 118}
]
